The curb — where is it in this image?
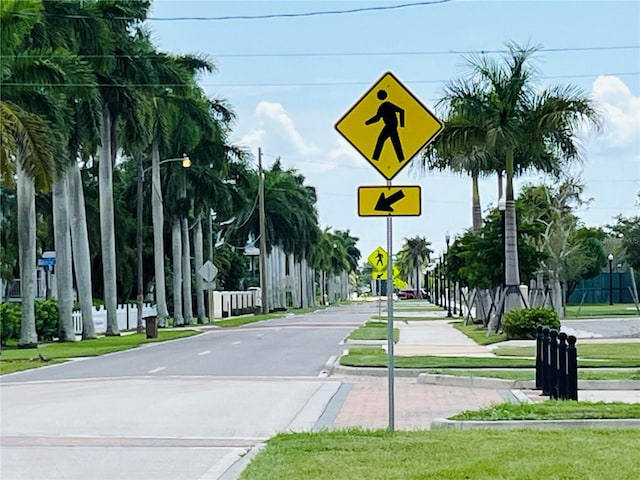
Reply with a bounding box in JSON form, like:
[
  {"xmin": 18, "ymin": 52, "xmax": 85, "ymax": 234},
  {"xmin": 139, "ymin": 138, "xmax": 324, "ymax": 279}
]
[
  {"xmin": 431, "ymin": 417, "xmax": 640, "ymax": 430},
  {"xmin": 333, "ymin": 365, "xmax": 640, "ymax": 390}
]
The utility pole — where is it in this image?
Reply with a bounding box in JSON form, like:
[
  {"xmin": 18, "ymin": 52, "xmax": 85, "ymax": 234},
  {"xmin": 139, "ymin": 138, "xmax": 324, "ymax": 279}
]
[
  {"xmin": 136, "ymin": 158, "xmax": 144, "ymax": 333},
  {"xmin": 258, "ymin": 148, "xmax": 268, "ymax": 314}
]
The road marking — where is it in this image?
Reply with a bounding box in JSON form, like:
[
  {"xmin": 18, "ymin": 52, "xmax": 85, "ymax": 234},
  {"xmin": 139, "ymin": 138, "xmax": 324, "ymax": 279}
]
[
  {"xmin": 197, "ymin": 350, "xmax": 211, "ymax": 356},
  {"xmin": 148, "ymin": 366, "xmax": 167, "ymax": 374},
  {"xmin": 232, "ymin": 341, "xmax": 241, "ymax": 345}
]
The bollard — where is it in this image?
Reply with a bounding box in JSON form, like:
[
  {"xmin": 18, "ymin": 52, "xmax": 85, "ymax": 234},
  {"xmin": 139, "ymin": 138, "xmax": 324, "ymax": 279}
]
[
  {"xmin": 548, "ymin": 330, "xmax": 559, "ymax": 399},
  {"xmin": 558, "ymin": 332, "xmax": 568, "ymax": 399},
  {"xmin": 541, "ymin": 327, "xmax": 550, "ymax": 395},
  {"xmin": 535, "ymin": 325, "xmax": 544, "ymax": 389},
  {"xmin": 567, "ymin": 335, "xmax": 578, "ymax": 400}
]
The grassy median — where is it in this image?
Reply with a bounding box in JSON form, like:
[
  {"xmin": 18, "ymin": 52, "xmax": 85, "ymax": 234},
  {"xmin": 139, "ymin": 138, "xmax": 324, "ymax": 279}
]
[{"xmin": 239, "ymin": 428, "xmax": 640, "ymax": 480}]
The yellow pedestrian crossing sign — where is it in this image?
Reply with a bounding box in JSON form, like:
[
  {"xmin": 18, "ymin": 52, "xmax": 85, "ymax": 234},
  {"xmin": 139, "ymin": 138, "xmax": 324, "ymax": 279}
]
[
  {"xmin": 358, "ymin": 185, "xmax": 421, "ymax": 217},
  {"xmin": 335, "ymin": 71, "xmax": 443, "ymax": 181},
  {"xmin": 368, "ymin": 246, "xmax": 388, "ymax": 270}
]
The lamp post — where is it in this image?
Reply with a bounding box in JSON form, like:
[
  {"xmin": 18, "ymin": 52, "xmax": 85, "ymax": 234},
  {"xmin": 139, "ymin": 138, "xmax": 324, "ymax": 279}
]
[
  {"xmin": 137, "ymin": 154, "xmax": 190, "ymax": 333},
  {"xmin": 445, "ymin": 232, "xmax": 452, "ymax": 318},
  {"xmin": 608, "ymin": 253, "xmax": 614, "ymax": 305},
  {"xmin": 440, "ymin": 255, "xmax": 445, "ymax": 309}
]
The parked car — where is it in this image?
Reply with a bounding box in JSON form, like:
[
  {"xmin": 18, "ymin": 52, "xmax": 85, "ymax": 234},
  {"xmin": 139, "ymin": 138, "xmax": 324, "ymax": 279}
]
[{"xmin": 397, "ymin": 289, "xmax": 417, "ymax": 300}]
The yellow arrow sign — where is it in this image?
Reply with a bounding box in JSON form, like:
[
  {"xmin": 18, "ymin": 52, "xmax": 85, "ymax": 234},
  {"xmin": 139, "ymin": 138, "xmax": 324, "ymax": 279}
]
[
  {"xmin": 372, "ymin": 264, "xmax": 400, "ymax": 281},
  {"xmin": 368, "ymin": 246, "xmax": 388, "ymax": 270},
  {"xmin": 335, "ymin": 71, "xmax": 443, "ymax": 181},
  {"xmin": 358, "ymin": 185, "xmax": 421, "ymax": 217}
]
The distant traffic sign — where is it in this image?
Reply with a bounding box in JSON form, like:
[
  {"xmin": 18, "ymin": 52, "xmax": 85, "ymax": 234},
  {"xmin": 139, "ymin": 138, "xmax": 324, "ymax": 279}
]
[
  {"xmin": 371, "ymin": 265, "xmax": 400, "ymax": 281},
  {"xmin": 358, "ymin": 185, "xmax": 421, "ymax": 217},
  {"xmin": 335, "ymin": 71, "xmax": 443, "ymax": 181},
  {"xmin": 368, "ymin": 246, "xmax": 388, "ymax": 270},
  {"xmin": 198, "ymin": 261, "xmax": 218, "ymax": 283}
]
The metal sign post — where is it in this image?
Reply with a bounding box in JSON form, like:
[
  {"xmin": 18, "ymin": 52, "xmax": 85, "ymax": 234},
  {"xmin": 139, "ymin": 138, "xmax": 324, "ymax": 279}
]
[
  {"xmin": 335, "ymin": 71, "xmax": 443, "ymax": 433},
  {"xmin": 386, "ymin": 212, "xmax": 395, "ymax": 431}
]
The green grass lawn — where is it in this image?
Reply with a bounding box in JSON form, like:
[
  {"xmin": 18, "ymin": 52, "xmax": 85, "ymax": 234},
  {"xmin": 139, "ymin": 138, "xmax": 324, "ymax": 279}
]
[
  {"xmin": 239, "ymin": 429, "xmax": 640, "ymax": 480},
  {"xmin": 493, "ymin": 342, "xmax": 640, "ymax": 361},
  {"xmin": 451, "ymin": 400, "xmax": 640, "ymax": 420},
  {"xmin": 347, "ymin": 322, "xmax": 399, "ymax": 342},
  {"xmin": 0, "ymin": 330, "xmax": 200, "ymax": 374},
  {"xmin": 454, "ymin": 322, "xmax": 507, "ymax": 345},
  {"xmin": 340, "ymin": 347, "xmax": 640, "ymax": 369},
  {"xmin": 565, "ymin": 303, "xmax": 640, "ymax": 318}
]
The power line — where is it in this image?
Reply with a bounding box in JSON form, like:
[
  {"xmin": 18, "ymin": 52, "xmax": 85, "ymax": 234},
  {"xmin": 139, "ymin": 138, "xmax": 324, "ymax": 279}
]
[
  {"xmin": 3, "ymin": 71, "xmax": 638, "ymax": 89},
  {"xmin": 2, "ymin": 45, "xmax": 638, "ymax": 60},
  {"xmin": 9, "ymin": 1, "xmax": 454, "ymax": 22}
]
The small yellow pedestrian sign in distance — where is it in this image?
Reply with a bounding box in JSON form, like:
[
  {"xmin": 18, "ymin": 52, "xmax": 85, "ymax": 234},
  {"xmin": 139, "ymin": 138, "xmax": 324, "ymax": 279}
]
[
  {"xmin": 335, "ymin": 71, "xmax": 444, "ymax": 181},
  {"xmin": 368, "ymin": 246, "xmax": 388, "ymax": 270},
  {"xmin": 358, "ymin": 185, "xmax": 421, "ymax": 217},
  {"xmin": 372, "ymin": 264, "xmax": 400, "ymax": 281}
]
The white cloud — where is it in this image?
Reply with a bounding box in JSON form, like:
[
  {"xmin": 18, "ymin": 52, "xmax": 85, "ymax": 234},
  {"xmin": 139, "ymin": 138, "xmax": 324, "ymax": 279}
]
[{"xmin": 589, "ymin": 76, "xmax": 640, "ymax": 152}]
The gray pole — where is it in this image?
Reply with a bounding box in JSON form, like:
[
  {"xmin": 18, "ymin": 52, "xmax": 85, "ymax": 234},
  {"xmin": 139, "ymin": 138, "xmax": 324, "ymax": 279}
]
[
  {"xmin": 258, "ymin": 148, "xmax": 268, "ymax": 314},
  {"xmin": 386, "ymin": 211, "xmax": 395, "ymax": 432},
  {"xmin": 136, "ymin": 159, "xmax": 144, "ymax": 333}
]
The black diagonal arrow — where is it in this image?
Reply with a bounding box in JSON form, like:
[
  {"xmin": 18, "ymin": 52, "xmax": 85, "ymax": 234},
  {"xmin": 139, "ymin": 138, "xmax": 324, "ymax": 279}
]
[{"xmin": 374, "ymin": 190, "xmax": 405, "ymax": 212}]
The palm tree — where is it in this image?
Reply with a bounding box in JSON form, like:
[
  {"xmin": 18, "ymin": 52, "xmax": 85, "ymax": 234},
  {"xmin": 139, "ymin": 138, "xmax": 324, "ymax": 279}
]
[
  {"xmin": 1, "ymin": 0, "xmax": 94, "ymax": 345},
  {"xmin": 437, "ymin": 43, "xmax": 600, "ymax": 312},
  {"xmin": 397, "ymin": 236, "xmax": 432, "ymax": 298}
]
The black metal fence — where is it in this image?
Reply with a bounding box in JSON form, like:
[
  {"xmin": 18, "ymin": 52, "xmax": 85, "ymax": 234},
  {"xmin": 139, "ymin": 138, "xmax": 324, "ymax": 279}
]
[{"xmin": 535, "ymin": 325, "xmax": 578, "ymax": 400}]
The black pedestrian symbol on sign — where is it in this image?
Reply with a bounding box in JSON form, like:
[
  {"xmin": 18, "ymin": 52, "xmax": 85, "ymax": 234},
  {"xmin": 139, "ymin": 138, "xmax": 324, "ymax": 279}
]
[
  {"xmin": 376, "ymin": 252, "xmax": 385, "ymax": 266},
  {"xmin": 365, "ymin": 89, "xmax": 405, "ymax": 162}
]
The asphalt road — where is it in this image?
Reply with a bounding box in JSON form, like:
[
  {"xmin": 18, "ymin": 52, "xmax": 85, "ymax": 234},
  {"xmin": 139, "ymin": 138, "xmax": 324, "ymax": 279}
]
[{"xmin": 0, "ymin": 302, "xmax": 377, "ymax": 480}]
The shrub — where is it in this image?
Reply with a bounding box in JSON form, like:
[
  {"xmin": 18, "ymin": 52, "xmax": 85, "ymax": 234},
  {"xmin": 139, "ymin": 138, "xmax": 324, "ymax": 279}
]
[
  {"xmin": 0, "ymin": 303, "xmax": 21, "ymax": 345},
  {"xmin": 502, "ymin": 307, "xmax": 560, "ymax": 340},
  {"xmin": 34, "ymin": 299, "xmax": 59, "ymax": 341}
]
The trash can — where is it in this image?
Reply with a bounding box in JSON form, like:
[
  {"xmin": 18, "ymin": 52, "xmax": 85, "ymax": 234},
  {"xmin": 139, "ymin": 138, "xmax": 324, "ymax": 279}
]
[{"xmin": 144, "ymin": 316, "xmax": 158, "ymax": 339}]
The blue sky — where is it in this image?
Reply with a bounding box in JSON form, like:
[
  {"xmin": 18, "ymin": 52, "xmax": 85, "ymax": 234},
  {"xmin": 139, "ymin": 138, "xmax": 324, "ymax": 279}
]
[{"xmin": 148, "ymin": 0, "xmax": 640, "ymax": 263}]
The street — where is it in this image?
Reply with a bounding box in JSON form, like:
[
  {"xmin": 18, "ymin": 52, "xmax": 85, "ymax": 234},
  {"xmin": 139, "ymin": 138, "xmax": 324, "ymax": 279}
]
[{"xmin": 0, "ymin": 303, "xmax": 374, "ymax": 480}]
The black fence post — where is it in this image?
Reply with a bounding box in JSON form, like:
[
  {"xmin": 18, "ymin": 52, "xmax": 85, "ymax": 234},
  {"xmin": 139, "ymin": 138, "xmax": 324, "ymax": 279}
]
[
  {"xmin": 535, "ymin": 325, "xmax": 544, "ymax": 389},
  {"xmin": 548, "ymin": 330, "xmax": 559, "ymax": 399},
  {"xmin": 567, "ymin": 335, "xmax": 578, "ymax": 400},
  {"xmin": 541, "ymin": 327, "xmax": 550, "ymax": 395},
  {"xmin": 558, "ymin": 332, "xmax": 568, "ymax": 399}
]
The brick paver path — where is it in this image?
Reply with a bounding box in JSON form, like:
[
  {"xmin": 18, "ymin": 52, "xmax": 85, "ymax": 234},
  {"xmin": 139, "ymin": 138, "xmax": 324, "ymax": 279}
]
[{"xmin": 332, "ymin": 377, "xmax": 503, "ymax": 430}]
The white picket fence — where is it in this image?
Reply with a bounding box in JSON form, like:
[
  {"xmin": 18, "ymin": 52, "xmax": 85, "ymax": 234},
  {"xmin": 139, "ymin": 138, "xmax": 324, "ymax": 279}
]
[
  {"xmin": 72, "ymin": 303, "xmax": 157, "ymax": 335},
  {"xmin": 210, "ymin": 291, "xmax": 258, "ymax": 320}
]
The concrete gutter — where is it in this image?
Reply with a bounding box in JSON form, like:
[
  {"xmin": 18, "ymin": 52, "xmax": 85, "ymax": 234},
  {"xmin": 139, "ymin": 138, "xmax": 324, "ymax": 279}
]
[{"xmin": 432, "ymin": 417, "xmax": 640, "ymax": 430}]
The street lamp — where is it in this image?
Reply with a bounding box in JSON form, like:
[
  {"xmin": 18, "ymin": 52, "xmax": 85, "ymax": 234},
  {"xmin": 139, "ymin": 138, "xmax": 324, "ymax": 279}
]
[
  {"xmin": 608, "ymin": 253, "xmax": 614, "ymax": 305},
  {"xmin": 445, "ymin": 232, "xmax": 452, "ymax": 318},
  {"xmin": 137, "ymin": 154, "xmax": 190, "ymax": 333}
]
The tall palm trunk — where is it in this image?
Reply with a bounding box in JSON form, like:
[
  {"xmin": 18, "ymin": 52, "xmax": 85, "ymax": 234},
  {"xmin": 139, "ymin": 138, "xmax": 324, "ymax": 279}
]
[
  {"xmin": 181, "ymin": 216, "xmax": 193, "ymax": 324},
  {"xmin": 68, "ymin": 161, "xmax": 96, "ymax": 339},
  {"xmin": 151, "ymin": 139, "xmax": 169, "ymax": 326},
  {"xmin": 471, "ymin": 173, "xmax": 482, "ymax": 230},
  {"xmin": 17, "ymin": 164, "xmax": 38, "ymax": 348},
  {"xmin": 504, "ymin": 149, "xmax": 522, "ymax": 312},
  {"xmin": 193, "ymin": 216, "xmax": 206, "ymax": 323},
  {"xmin": 171, "ymin": 216, "xmax": 183, "ymax": 326},
  {"xmin": 99, "ymin": 104, "xmax": 119, "ymax": 335},
  {"xmin": 52, "ymin": 173, "xmax": 74, "ymax": 341},
  {"xmin": 471, "ymin": 173, "xmax": 490, "ymax": 324}
]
